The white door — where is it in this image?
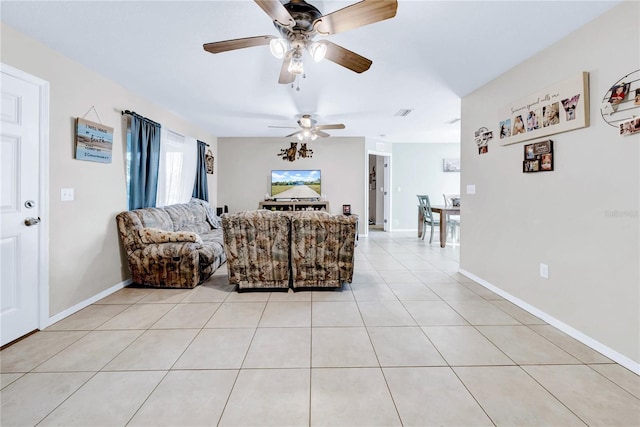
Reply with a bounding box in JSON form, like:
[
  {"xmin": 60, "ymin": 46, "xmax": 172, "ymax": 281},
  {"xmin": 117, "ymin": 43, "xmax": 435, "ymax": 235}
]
[
  {"xmin": 1, "ymin": 66, "xmax": 43, "ymax": 346},
  {"xmin": 382, "ymin": 157, "xmax": 391, "ymax": 232}
]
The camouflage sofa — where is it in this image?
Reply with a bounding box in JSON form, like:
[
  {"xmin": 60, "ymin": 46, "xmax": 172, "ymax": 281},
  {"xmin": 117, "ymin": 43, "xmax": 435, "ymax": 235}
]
[
  {"xmin": 116, "ymin": 199, "xmax": 226, "ymax": 288},
  {"xmin": 221, "ymin": 210, "xmax": 358, "ymax": 290}
]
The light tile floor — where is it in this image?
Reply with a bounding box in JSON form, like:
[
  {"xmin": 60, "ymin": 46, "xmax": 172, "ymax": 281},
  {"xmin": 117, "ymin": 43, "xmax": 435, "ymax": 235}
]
[{"xmin": 1, "ymin": 231, "xmax": 639, "ymax": 426}]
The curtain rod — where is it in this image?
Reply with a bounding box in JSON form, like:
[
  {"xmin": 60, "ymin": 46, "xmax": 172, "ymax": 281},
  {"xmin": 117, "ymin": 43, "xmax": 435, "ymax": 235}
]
[
  {"xmin": 122, "ymin": 109, "xmax": 210, "ymax": 146},
  {"xmin": 121, "ymin": 109, "xmax": 161, "ymax": 128}
]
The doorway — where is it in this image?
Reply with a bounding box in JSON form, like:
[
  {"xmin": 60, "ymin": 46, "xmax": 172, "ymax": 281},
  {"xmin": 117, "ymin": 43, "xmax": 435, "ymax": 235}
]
[
  {"xmin": 367, "ymin": 152, "xmax": 391, "ymax": 234},
  {"xmin": 1, "ymin": 64, "xmax": 49, "ymax": 346}
]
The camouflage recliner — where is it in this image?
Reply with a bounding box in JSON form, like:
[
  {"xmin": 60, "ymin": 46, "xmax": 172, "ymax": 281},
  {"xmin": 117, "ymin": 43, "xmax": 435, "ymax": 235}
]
[
  {"xmin": 116, "ymin": 200, "xmax": 226, "ymax": 288},
  {"xmin": 221, "ymin": 210, "xmax": 357, "ymax": 290}
]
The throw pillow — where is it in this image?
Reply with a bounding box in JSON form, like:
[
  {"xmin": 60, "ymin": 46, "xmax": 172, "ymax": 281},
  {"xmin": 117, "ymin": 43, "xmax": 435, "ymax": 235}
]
[{"xmin": 139, "ymin": 228, "xmax": 202, "ymax": 245}]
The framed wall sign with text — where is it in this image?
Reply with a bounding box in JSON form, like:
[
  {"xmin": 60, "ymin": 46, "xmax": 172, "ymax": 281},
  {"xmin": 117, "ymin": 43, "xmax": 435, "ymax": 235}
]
[{"xmin": 499, "ymin": 72, "xmax": 589, "ymax": 145}]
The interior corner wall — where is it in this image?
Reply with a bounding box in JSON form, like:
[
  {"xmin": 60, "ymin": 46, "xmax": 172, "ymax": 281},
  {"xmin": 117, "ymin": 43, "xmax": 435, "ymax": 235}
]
[
  {"xmin": 217, "ymin": 137, "xmax": 366, "ymax": 234},
  {"xmin": 391, "ymin": 143, "xmax": 461, "ymax": 230},
  {"xmin": 1, "ymin": 23, "xmax": 218, "ymax": 318},
  {"xmin": 460, "ymin": 2, "xmax": 639, "ymax": 367}
]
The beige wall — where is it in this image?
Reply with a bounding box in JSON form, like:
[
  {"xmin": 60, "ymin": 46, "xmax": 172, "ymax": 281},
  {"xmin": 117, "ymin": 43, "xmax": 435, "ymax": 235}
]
[
  {"xmin": 460, "ymin": 2, "xmax": 639, "ymax": 366},
  {"xmin": 1, "ymin": 24, "xmax": 218, "ymax": 317},
  {"xmin": 391, "ymin": 143, "xmax": 461, "ymax": 230},
  {"xmin": 217, "ymin": 137, "xmax": 366, "ymax": 234}
]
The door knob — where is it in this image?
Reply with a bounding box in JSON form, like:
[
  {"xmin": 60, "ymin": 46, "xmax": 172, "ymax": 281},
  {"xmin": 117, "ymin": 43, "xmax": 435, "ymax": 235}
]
[{"xmin": 24, "ymin": 217, "xmax": 41, "ymax": 226}]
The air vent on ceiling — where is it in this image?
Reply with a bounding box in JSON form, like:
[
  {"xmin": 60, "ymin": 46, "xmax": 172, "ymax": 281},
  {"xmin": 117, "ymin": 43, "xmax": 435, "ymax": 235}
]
[{"xmin": 394, "ymin": 109, "xmax": 413, "ymax": 117}]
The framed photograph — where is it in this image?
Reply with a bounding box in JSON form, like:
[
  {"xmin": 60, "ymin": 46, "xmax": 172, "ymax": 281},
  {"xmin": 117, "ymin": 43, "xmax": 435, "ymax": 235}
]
[
  {"xmin": 443, "ymin": 158, "xmax": 460, "ymax": 172},
  {"xmin": 635, "ymin": 88, "xmax": 640, "ymax": 106},
  {"xmin": 205, "ymin": 149, "xmax": 214, "ymax": 174},
  {"xmin": 342, "ymin": 204, "xmax": 351, "ymax": 215},
  {"xmin": 523, "ymin": 140, "xmax": 553, "ymax": 173},
  {"xmin": 619, "ymin": 117, "xmax": 640, "ymax": 136},
  {"xmin": 608, "ymin": 83, "xmax": 630, "ymax": 104}
]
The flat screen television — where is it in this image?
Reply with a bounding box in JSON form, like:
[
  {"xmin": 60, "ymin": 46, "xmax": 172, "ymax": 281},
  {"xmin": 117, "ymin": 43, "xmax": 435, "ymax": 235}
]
[{"xmin": 271, "ymin": 169, "xmax": 321, "ymax": 199}]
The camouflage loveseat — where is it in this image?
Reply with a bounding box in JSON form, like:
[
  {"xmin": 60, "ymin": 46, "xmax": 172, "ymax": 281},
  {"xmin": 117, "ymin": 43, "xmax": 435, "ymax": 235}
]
[
  {"xmin": 116, "ymin": 199, "xmax": 226, "ymax": 288},
  {"xmin": 221, "ymin": 210, "xmax": 358, "ymax": 290}
]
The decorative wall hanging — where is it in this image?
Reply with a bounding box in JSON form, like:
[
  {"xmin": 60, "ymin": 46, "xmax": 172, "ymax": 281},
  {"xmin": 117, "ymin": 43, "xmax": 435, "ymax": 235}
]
[
  {"xmin": 369, "ymin": 165, "xmax": 376, "ymax": 190},
  {"xmin": 523, "ymin": 140, "xmax": 553, "ymax": 173},
  {"xmin": 277, "ymin": 142, "xmax": 313, "ymax": 162},
  {"xmin": 443, "ymin": 158, "xmax": 460, "ymax": 172},
  {"xmin": 474, "ymin": 127, "xmax": 493, "ymax": 155},
  {"xmin": 205, "ymin": 149, "xmax": 214, "ymax": 174},
  {"xmin": 498, "ymin": 72, "xmax": 589, "ymax": 146},
  {"xmin": 600, "ymin": 69, "xmax": 640, "ymax": 130},
  {"xmin": 75, "ymin": 107, "xmax": 113, "ymax": 163}
]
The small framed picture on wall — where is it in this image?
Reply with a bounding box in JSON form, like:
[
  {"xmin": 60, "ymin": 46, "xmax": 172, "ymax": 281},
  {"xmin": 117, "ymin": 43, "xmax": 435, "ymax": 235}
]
[
  {"xmin": 342, "ymin": 204, "xmax": 351, "ymax": 215},
  {"xmin": 522, "ymin": 140, "xmax": 553, "ymax": 173}
]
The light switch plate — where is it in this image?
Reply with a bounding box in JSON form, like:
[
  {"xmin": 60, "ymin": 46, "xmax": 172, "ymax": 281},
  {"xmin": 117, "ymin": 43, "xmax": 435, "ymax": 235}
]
[
  {"xmin": 540, "ymin": 263, "xmax": 549, "ymax": 279},
  {"xmin": 61, "ymin": 188, "xmax": 74, "ymax": 201},
  {"xmin": 466, "ymin": 184, "xmax": 476, "ymax": 194}
]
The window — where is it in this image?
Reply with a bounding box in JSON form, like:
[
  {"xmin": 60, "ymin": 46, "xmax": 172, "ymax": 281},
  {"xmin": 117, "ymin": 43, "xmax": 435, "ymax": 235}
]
[{"xmin": 156, "ymin": 129, "xmax": 197, "ymax": 206}]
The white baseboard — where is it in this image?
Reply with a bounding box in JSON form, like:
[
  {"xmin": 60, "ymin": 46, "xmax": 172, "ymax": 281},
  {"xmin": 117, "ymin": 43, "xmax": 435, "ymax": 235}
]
[
  {"xmin": 459, "ymin": 268, "xmax": 640, "ymax": 375},
  {"xmin": 45, "ymin": 279, "xmax": 132, "ymax": 328}
]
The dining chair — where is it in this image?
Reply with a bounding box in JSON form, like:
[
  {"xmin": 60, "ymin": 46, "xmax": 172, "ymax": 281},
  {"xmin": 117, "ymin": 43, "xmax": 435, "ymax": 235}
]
[
  {"xmin": 417, "ymin": 194, "xmax": 439, "ymax": 243},
  {"xmin": 443, "ymin": 194, "xmax": 460, "ymax": 242}
]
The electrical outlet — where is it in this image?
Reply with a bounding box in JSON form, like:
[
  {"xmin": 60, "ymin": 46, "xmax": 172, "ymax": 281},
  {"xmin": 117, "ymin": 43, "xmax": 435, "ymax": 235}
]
[
  {"xmin": 60, "ymin": 188, "xmax": 74, "ymax": 201},
  {"xmin": 539, "ymin": 263, "xmax": 549, "ymax": 279}
]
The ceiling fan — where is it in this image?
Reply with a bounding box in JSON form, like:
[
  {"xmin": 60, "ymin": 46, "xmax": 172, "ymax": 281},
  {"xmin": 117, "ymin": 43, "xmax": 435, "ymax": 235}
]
[
  {"xmin": 203, "ymin": 0, "xmax": 398, "ymax": 84},
  {"xmin": 271, "ymin": 114, "xmax": 345, "ymax": 140}
]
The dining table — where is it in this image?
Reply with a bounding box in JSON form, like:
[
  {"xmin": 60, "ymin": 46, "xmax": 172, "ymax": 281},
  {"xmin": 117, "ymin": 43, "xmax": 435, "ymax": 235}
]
[{"xmin": 417, "ymin": 205, "xmax": 460, "ymax": 248}]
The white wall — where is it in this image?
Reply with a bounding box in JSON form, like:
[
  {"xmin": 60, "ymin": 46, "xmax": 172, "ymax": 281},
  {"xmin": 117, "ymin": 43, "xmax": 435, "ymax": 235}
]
[
  {"xmin": 460, "ymin": 2, "xmax": 639, "ymax": 368},
  {"xmin": 217, "ymin": 137, "xmax": 366, "ymax": 234},
  {"xmin": 391, "ymin": 143, "xmax": 461, "ymax": 230},
  {"xmin": 1, "ymin": 23, "xmax": 218, "ymax": 317}
]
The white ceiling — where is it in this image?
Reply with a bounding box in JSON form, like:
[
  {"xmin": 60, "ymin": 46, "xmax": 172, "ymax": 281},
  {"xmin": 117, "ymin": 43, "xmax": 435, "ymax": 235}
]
[{"xmin": 1, "ymin": 0, "xmax": 619, "ymax": 143}]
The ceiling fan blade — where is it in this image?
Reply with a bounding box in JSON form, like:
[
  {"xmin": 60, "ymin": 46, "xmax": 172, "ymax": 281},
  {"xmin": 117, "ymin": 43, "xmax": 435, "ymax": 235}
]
[
  {"xmin": 254, "ymin": 0, "xmax": 295, "ymax": 27},
  {"xmin": 313, "ymin": 0, "xmax": 398, "ymax": 35},
  {"xmin": 314, "ymin": 130, "xmax": 331, "ymax": 138},
  {"xmin": 203, "ymin": 35, "xmax": 275, "ymax": 54},
  {"xmin": 278, "ymin": 55, "xmax": 296, "ymax": 84},
  {"xmin": 321, "ymin": 41, "xmax": 372, "ymax": 73},
  {"xmin": 315, "ymin": 124, "xmax": 346, "ymax": 131},
  {"xmin": 268, "ymin": 125, "xmax": 297, "ymax": 129},
  {"xmin": 286, "ymin": 130, "xmax": 303, "ymax": 138}
]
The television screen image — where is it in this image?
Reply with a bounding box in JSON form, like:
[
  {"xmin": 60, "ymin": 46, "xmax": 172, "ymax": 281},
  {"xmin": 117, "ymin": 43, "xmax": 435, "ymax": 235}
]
[{"xmin": 271, "ymin": 170, "xmax": 321, "ymax": 199}]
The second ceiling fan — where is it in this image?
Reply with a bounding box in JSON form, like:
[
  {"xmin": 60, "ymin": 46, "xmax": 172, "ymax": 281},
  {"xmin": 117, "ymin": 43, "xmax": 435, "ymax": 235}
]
[
  {"xmin": 271, "ymin": 114, "xmax": 345, "ymax": 140},
  {"xmin": 203, "ymin": 0, "xmax": 398, "ymax": 84}
]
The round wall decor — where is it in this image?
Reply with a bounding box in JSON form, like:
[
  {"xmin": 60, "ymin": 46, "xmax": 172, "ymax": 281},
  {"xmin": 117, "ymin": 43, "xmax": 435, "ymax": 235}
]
[{"xmin": 600, "ymin": 69, "xmax": 639, "ymax": 128}]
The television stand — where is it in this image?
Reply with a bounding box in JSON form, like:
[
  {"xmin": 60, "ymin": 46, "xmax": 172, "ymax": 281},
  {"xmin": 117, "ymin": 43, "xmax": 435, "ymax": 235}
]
[{"xmin": 259, "ymin": 200, "xmax": 329, "ymax": 212}]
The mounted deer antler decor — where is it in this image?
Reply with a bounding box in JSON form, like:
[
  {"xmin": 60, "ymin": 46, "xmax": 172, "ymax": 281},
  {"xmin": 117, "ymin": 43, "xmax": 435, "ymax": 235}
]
[{"xmin": 277, "ymin": 142, "xmax": 313, "ymax": 162}]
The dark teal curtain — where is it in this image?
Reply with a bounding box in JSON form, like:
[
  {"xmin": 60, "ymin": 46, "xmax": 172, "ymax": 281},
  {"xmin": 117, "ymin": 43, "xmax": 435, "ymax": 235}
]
[
  {"xmin": 127, "ymin": 114, "xmax": 161, "ymax": 210},
  {"xmin": 192, "ymin": 140, "xmax": 209, "ymax": 202}
]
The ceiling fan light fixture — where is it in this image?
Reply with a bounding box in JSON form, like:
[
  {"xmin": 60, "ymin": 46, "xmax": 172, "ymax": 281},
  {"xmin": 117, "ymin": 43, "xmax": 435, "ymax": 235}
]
[
  {"xmin": 308, "ymin": 42, "xmax": 327, "ymax": 62},
  {"xmin": 310, "ymin": 133, "xmax": 318, "ymax": 140},
  {"xmin": 269, "ymin": 38, "xmax": 287, "ymax": 59},
  {"xmin": 288, "ymin": 52, "xmax": 304, "ymax": 75},
  {"xmin": 296, "ymin": 133, "xmax": 304, "ymax": 141}
]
